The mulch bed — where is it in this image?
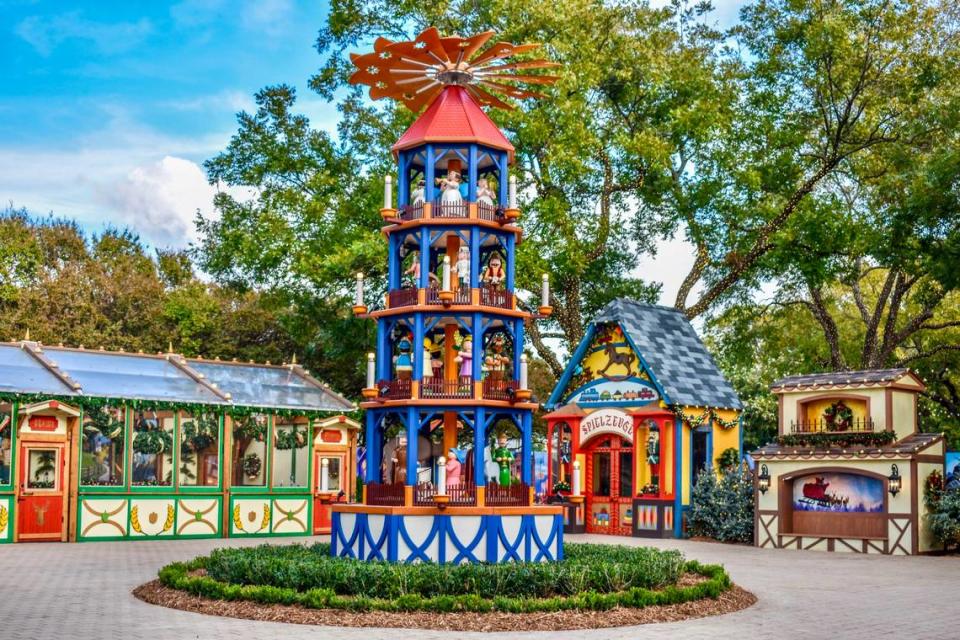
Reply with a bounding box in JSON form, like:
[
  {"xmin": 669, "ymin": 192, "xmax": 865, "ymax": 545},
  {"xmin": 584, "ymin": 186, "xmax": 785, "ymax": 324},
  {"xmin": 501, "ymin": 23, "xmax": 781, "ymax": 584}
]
[{"xmin": 133, "ymin": 574, "xmax": 757, "ymax": 632}]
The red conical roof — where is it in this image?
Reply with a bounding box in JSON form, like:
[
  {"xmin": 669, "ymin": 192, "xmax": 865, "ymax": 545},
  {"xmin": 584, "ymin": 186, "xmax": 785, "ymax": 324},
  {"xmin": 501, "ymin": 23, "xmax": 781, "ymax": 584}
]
[{"xmin": 392, "ymin": 86, "xmax": 515, "ymax": 161}]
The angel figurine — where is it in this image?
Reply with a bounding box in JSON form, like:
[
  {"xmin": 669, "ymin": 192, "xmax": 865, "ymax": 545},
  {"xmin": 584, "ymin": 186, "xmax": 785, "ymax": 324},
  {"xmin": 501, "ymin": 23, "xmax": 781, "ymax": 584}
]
[
  {"xmin": 455, "ymin": 336, "xmax": 473, "ymax": 383},
  {"xmin": 477, "ymin": 177, "xmax": 496, "ymax": 206},
  {"xmin": 439, "ymin": 170, "xmax": 463, "ymax": 204}
]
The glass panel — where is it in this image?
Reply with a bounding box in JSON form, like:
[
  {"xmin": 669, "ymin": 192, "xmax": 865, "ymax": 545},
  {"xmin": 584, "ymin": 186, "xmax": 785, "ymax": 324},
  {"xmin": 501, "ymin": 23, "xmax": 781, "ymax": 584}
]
[
  {"xmin": 80, "ymin": 406, "xmax": 126, "ymax": 487},
  {"xmin": 320, "ymin": 456, "xmax": 342, "ymax": 492},
  {"xmin": 272, "ymin": 417, "xmax": 309, "ymax": 488},
  {"xmin": 190, "ymin": 361, "xmax": 351, "ymax": 411},
  {"xmin": 131, "ymin": 410, "xmax": 175, "ymax": 487},
  {"xmin": 231, "ymin": 414, "xmax": 268, "ymax": 487},
  {"xmin": 42, "ymin": 348, "xmax": 224, "ymax": 404},
  {"xmin": 26, "ymin": 448, "xmax": 58, "ymax": 489},
  {"xmin": 0, "ymin": 402, "xmax": 12, "ymax": 486},
  {"xmin": 592, "ymin": 452, "xmax": 610, "ymax": 496},
  {"xmin": 619, "ymin": 451, "xmax": 633, "ymax": 498},
  {"xmin": 0, "ymin": 345, "xmax": 74, "ymax": 395},
  {"xmin": 179, "ymin": 412, "xmax": 220, "ymax": 487}
]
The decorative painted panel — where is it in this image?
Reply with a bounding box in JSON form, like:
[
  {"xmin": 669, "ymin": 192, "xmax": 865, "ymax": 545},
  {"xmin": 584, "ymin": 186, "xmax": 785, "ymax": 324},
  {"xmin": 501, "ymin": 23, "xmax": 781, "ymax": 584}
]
[
  {"xmin": 271, "ymin": 497, "xmax": 310, "ymax": 534},
  {"xmin": 560, "ymin": 324, "xmax": 659, "ymax": 408},
  {"xmin": 0, "ymin": 495, "xmax": 12, "ymax": 543},
  {"xmin": 230, "ymin": 497, "xmax": 272, "ymax": 535},
  {"xmin": 78, "ymin": 498, "xmax": 128, "ymax": 539},
  {"xmin": 176, "ymin": 498, "xmax": 221, "ymax": 537},
  {"xmin": 129, "ymin": 498, "xmax": 176, "ymax": 537}
]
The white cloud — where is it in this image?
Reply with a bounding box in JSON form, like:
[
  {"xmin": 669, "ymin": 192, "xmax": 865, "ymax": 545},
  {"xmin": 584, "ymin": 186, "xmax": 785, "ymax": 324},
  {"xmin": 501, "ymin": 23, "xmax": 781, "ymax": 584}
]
[
  {"xmin": 91, "ymin": 156, "xmax": 217, "ymax": 248},
  {"xmin": 15, "ymin": 11, "xmax": 153, "ymax": 57},
  {"xmin": 633, "ymin": 234, "xmax": 702, "ymax": 307},
  {"xmin": 164, "ymin": 90, "xmax": 255, "ymax": 113},
  {"xmin": 239, "ymin": 0, "xmax": 294, "ymax": 37}
]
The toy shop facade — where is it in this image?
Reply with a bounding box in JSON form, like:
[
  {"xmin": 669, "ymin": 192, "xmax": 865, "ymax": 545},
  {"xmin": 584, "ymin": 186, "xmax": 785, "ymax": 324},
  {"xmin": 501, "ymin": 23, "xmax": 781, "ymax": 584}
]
[
  {"xmin": 0, "ymin": 340, "xmax": 356, "ymax": 544},
  {"xmin": 545, "ymin": 299, "xmax": 742, "ymax": 538}
]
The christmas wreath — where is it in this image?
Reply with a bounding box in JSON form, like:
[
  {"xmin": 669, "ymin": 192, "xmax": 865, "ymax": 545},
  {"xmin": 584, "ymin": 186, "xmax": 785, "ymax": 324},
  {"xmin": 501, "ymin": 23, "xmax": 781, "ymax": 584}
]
[
  {"xmin": 243, "ymin": 453, "xmax": 263, "ymax": 479},
  {"xmin": 823, "ymin": 401, "xmax": 854, "ymax": 431},
  {"xmin": 925, "ymin": 469, "xmax": 944, "ymax": 507}
]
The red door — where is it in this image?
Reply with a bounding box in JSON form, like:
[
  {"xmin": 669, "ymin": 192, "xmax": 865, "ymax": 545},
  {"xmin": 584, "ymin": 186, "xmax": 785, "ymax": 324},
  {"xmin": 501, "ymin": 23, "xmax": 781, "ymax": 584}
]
[
  {"xmin": 313, "ymin": 452, "xmax": 346, "ymax": 534},
  {"xmin": 585, "ymin": 437, "xmax": 634, "ymax": 535},
  {"xmin": 17, "ymin": 442, "xmax": 67, "ymax": 542}
]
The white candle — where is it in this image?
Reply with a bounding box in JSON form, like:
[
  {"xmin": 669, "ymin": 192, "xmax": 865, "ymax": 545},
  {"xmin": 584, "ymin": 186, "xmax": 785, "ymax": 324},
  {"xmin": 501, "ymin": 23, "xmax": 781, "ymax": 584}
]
[
  {"xmin": 541, "ymin": 273, "xmax": 550, "ymax": 307},
  {"xmin": 508, "ymin": 174, "xmax": 517, "ymax": 209},
  {"xmin": 437, "ymin": 456, "xmax": 447, "ymax": 496},
  {"xmin": 572, "ymin": 459, "xmax": 581, "ymax": 496},
  {"xmin": 320, "ymin": 458, "xmax": 330, "ymax": 492},
  {"xmin": 384, "ymin": 175, "xmax": 392, "ymax": 209},
  {"xmin": 442, "ymin": 255, "xmax": 451, "ymax": 291},
  {"xmin": 366, "ymin": 352, "xmax": 376, "ymax": 388},
  {"xmin": 355, "ymin": 272, "xmax": 364, "ymax": 306},
  {"xmin": 519, "ymin": 353, "xmax": 528, "ymax": 389}
]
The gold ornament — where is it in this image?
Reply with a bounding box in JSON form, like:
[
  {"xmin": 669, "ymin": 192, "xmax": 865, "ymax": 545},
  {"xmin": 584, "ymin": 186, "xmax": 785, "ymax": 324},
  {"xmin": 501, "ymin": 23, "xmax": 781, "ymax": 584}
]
[
  {"xmin": 163, "ymin": 505, "xmax": 174, "ymax": 533},
  {"xmin": 232, "ymin": 505, "xmax": 244, "ymax": 532},
  {"xmin": 130, "ymin": 506, "xmax": 142, "ymax": 534},
  {"xmin": 261, "ymin": 504, "xmax": 271, "ymax": 532},
  {"xmin": 0, "ymin": 505, "xmax": 8, "ymax": 535}
]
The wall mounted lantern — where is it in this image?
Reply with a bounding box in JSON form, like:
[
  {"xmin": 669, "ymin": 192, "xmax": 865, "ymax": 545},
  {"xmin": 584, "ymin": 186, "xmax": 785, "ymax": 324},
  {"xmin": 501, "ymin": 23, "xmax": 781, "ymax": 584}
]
[
  {"xmin": 758, "ymin": 464, "xmax": 771, "ymax": 494},
  {"xmin": 888, "ymin": 464, "xmax": 902, "ymax": 497}
]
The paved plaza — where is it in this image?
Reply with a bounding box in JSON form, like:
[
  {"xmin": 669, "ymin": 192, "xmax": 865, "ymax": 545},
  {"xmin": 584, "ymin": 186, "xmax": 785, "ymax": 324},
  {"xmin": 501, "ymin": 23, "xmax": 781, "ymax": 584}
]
[{"xmin": 1, "ymin": 533, "xmax": 958, "ymax": 640}]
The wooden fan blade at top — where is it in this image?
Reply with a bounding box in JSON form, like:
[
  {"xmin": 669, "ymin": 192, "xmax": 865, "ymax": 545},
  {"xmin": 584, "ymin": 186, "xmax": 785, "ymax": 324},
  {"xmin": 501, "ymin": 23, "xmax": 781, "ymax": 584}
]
[
  {"xmin": 373, "ymin": 36, "xmax": 394, "ymax": 52},
  {"xmin": 477, "ymin": 73, "xmax": 560, "ymax": 85},
  {"xmin": 473, "ymin": 59, "xmax": 561, "ymax": 72},
  {"xmin": 479, "ymin": 80, "xmax": 546, "ymax": 100},
  {"xmin": 401, "ymin": 84, "xmax": 444, "ymax": 112},
  {"xmin": 411, "ymin": 26, "xmax": 450, "ymax": 64},
  {"xmin": 466, "ymin": 84, "xmax": 515, "ymax": 111},
  {"xmin": 469, "ymin": 42, "xmax": 540, "ymax": 66},
  {"xmin": 440, "ymin": 30, "xmax": 495, "ymax": 64},
  {"xmin": 371, "ymin": 77, "xmax": 434, "ymax": 100}
]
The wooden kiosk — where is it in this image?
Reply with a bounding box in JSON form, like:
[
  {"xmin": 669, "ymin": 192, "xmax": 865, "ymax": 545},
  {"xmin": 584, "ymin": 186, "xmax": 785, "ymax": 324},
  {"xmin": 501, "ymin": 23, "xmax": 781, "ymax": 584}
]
[{"xmin": 545, "ymin": 299, "xmax": 742, "ymax": 538}]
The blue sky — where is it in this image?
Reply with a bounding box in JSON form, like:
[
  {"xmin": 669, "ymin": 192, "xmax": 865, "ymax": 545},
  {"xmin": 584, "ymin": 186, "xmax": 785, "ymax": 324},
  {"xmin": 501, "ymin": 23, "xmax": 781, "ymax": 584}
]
[{"xmin": 1, "ymin": 0, "xmax": 747, "ymax": 300}]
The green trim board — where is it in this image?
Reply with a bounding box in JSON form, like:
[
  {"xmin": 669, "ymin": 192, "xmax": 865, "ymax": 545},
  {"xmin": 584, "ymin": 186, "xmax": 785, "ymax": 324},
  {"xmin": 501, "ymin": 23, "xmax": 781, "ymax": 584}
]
[{"xmin": 0, "ymin": 402, "xmax": 18, "ymax": 492}]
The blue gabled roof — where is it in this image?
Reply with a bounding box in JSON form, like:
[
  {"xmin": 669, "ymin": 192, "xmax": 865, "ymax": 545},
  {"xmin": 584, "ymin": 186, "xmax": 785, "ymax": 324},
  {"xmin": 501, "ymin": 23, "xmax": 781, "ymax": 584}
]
[{"xmin": 549, "ymin": 298, "xmax": 741, "ymax": 410}]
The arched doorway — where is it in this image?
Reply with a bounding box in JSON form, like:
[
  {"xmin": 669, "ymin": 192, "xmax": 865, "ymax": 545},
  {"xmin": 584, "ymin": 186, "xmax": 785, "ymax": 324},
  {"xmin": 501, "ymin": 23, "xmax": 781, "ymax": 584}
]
[{"xmin": 584, "ymin": 436, "xmax": 633, "ymax": 535}]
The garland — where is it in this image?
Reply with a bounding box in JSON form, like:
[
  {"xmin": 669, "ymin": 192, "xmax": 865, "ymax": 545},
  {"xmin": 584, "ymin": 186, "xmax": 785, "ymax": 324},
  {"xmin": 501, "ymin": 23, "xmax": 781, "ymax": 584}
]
[
  {"xmin": 775, "ymin": 430, "xmax": 896, "ymax": 448},
  {"xmin": 274, "ymin": 425, "xmax": 308, "ymax": 450},
  {"xmin": 0, "ymin": 390, "xmax": 357, "ymax": 421},
  {"xmin": 82, "ymin": 405, "xmax": 125, "ymax": 442},
  {"xmin": 180, "ymin": 413, "xmax": 220, "ymax": 453},
  {"xmin": 231, "ymin": 414, "xmax": 267, "ymax": 441},
  {"xmin": 666, "ymin": 405, "xmax": 739, "ymax": 431}
]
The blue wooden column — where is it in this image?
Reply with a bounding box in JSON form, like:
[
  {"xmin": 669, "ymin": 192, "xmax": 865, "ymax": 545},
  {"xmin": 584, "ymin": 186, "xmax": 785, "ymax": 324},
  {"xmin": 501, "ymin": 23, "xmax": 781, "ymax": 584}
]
[
  {"xmin": 405, "ymin": 406, "xmax": 418, "ymax": 489},
  {"xmin": 505, "ymin": 234, "xmax": 515, "ymax": 291},
  {"xmin": 468, "ymin": 144, "xmax": 478, "ymax": 201},
  {"xmin": 521, "ymin": 411, "xmax": 532, "ymax": 485},
  {"xmin": 469, "ymin": 229, "xmax": 480, "ymax": 289},
  {"xmin": 413, "ymin": 313, "xmax": 425, "ymax": 382},
  {"xmin": 472, "ymin": 312, "xmax": 483, "ymax": 381},
  {"xmin": 419, "ymin": 227, "xmax": 430, "ymax": 288},
  {"xmin": 474, "ymin": 406, "xmax": 486, "ymax": 487},
  {"xmin": 673, "ymin": 416, "xmax": 683, "ymax": 538},
  {"xmin": 398, "ymin": 151, "xmax": 409, "ymax": 207},
  {"xmin": 365, "ymin": 409, "xmax": 379, "ymax": 483},
  {"xmin": 425, "ymin": 145, "xmax": 435, "ymax": 201},
  {"xmin": 376, "ymin": 319, "xmax": 389, "ymax": 380}
]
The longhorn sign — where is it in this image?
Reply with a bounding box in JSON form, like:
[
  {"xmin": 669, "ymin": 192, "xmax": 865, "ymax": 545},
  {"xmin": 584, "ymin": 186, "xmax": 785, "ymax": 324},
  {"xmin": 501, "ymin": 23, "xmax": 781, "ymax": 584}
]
[{"xmin": 34, "ymin": 503, "xmax": 49, "ymax": 527}]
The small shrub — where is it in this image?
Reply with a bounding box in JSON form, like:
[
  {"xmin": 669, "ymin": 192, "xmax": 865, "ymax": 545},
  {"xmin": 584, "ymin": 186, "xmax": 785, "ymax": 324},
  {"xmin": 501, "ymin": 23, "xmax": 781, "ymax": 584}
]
[
  {"xmin": 928, "ymin": 487, "xmax": 960, "ymax": 549},
  {"xmin": 688, "ymin": 464, "xmax": 754, "ymax": 543}
]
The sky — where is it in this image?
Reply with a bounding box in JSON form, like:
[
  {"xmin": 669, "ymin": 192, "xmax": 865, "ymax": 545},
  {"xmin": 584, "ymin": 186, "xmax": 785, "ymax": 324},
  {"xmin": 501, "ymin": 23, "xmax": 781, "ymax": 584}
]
[{"xmin": 1, "ymin": 0, "xmax": 747, "ymax": 304}]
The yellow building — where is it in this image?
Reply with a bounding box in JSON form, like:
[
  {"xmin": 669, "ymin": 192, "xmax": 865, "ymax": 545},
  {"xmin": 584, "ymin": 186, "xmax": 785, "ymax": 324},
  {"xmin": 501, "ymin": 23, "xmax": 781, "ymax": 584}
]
[{"xmin": 752, "ymin": 368, "xmax": 944, "ymax": 555}]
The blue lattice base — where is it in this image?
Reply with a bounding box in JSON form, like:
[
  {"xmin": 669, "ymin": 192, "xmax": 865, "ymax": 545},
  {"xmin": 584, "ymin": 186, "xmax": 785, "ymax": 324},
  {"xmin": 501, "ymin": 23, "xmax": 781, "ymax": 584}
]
[{"xmin": 330, "ymin": 506, "xmax": 564, "ymax": 563}]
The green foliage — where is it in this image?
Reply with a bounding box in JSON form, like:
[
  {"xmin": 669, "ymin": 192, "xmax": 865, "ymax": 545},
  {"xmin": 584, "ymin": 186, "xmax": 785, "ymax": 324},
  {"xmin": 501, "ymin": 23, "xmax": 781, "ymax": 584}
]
[
  {"xmin": 927, "ymin": 488, "xmax": 960, "ymax": 549},
  {"xmin": 717, "ymin": 447, "xmax": 740, "ymax": 471},
  {"xmin": 158, "ymin": 543, "xmax": 732, "ymax": 613},
  {"xmin": 776, "ymin": 431, "xmax": 896, "ymax": 449},
  {"xmin": 689, "ymin": 465, "xmax": 754, "ymax": 543},
  {"xmin": 203, "ymin": 543, "xmax": 684, "ymax": 599}
]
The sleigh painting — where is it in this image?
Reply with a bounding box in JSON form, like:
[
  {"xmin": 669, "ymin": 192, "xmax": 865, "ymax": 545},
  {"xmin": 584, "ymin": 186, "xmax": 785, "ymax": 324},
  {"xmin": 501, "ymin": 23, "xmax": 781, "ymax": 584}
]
[{"xmin": 792, "ymin": 472, "xmax": 884, "ymax": 513}]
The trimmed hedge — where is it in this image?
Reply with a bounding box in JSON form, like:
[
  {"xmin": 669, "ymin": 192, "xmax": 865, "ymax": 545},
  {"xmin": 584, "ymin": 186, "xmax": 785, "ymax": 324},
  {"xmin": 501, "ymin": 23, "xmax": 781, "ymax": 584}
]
[
  {"xmin": 203, "ymin": 543, "xmax": 684, "ymax": 599},
  {"xmin": 156, "ymin": 543, "xmax": 733, "ymax": 613}
]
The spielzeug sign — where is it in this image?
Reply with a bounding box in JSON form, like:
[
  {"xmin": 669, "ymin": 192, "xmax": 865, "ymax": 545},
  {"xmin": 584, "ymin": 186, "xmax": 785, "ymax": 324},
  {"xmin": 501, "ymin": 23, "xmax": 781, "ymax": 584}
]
[{"xmin": 579, "ymin": 408, "xmax": 633, "ymax": 444}]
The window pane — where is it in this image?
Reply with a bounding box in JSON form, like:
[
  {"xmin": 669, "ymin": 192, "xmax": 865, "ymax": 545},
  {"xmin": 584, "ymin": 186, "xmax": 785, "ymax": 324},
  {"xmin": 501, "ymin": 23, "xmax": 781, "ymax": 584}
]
[
  {"xmin": 592, "ymin": 452, "xmax": 610, "ymax": 496},
  {"xmin": 619, "ymin": 451, "xmax": 633, "ymax": 498},
  {"xmin": 27, "ymin": 448, "xmax": 58, "ymax": 489},
  {"xmin": 0, "ymin": 403, "xmax": 12, "ymax": 486},
  {"xmin": 231, "ymin": 414, "xmax": 268, "ymax": 487},
  {"xmin": 272, "ymin": 417, "xmax": 309, "ymax": 488},
  {"xmin": 179, "ymin": 412, "xmax": 220, "ymax": 487},
  {"xmin": 320, "ymin": 457, "xmax": 341, "ymax": 492},
  {"xmin": 80, "ymin": 406, "xmax": 126, "ymax": 487},
  {"xmin": 131, "ymin": 410, "xmax": 174, "ymax": 487}
]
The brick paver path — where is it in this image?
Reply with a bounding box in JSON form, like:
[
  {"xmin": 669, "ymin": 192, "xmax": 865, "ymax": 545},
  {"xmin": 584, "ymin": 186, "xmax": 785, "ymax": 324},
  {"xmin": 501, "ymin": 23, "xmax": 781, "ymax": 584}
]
[{"xmin": 1, "ymin": 533, "xmax": 957, "ymax": 639}]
